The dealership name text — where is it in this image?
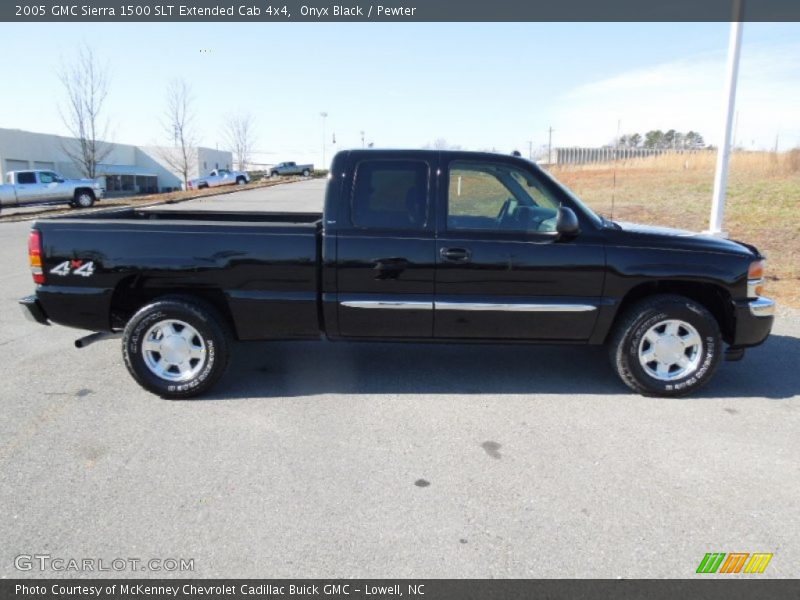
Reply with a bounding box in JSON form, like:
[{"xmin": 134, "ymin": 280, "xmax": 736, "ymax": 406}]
[{"xmin": 15, "ymin": 584, "xmax": 415, "ymax": 597}]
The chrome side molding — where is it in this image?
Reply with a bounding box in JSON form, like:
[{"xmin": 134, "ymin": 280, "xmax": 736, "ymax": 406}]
[
  {"xmin": 435, "ymin": 302, "xmax": 597, "ymax": 312},
  {"xmin": 340, "ymin": 299, "xmax": 597, "ymax": 312},
  {"xmin": 340, "ymin": 300, "xmax": 433, "ymax": 310}
]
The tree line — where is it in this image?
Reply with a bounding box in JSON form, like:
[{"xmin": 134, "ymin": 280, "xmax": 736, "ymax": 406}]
[
  {"xmin": 618, "ymin": 130, "xmax": 706, "ymax": 150},
  {"xmin": 58, "ymin": 46, "xmax": 256, "ymax": 188}
]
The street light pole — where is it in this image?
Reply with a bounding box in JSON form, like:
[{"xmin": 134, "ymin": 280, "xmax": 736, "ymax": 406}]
[
  {"xmin": 707, "ymin": 0, "xmax": 743, "ymax": 237},
  {"xmin": 320, "ymin": 111, "xmax": 328, "ymax": 169}
]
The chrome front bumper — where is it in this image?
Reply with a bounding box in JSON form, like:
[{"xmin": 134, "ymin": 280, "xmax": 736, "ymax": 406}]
[{"xmin": 749, "ymin": 296, "xmax": 775, "ymax": 317}]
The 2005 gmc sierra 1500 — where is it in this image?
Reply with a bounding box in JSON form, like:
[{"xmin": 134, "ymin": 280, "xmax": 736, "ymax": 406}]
[{"xmin": 20, "ymin": 149, "xmax": 774, "ymax": 398}]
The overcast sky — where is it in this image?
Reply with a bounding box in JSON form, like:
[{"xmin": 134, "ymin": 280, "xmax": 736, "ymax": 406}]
[{"xmin": 1, "ymin": 22, "xmax": 798, "ymax": 166}]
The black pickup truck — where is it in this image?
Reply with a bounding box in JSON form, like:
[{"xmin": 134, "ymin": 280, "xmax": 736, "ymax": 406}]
[{"xmin": 21, "ymin": 149, "xmax": 774, "ymax": 398}]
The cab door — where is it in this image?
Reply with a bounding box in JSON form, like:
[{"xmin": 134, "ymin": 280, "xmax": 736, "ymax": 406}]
[
  {"xmin": 13, "ymin": 171, "xmax": 41, "ymax": 205},
  {"xmin": 37, "ymin": 171, "xmax": 61, "ymax": 201},
  {"xmin": 335, "ymin": 153, "xmax": 437, "ymax": 338},
  {"xmin": 434, "ymin": 156, "xmax": 605, "ymax": 340}
]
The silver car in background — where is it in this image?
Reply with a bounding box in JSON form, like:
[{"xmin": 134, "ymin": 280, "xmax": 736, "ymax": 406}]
[
  {"xmin": 186, "ymin": 168, "xmax": 250, "ymax": 190},
  {"xmin": 0, "ymin": 170, "xmax": 104, "ymax": 213}
]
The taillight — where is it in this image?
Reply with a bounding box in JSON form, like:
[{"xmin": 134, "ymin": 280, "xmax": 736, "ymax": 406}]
[
  {"xmin": 747, "ymin": 259, "xmax": 765, "ymax": 297},
  {"xmin": 28, "ymin": 229, "xmax": 44, "ymax": 284}
]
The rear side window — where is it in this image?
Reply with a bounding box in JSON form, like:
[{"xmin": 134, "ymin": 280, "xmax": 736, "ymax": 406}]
[
  {"xmin": 16, "ymin": 172, "xmax": 36, "ymax": 184},
  {"xmin": 351, "ymin": 160, "xmax": 428, "ymax": 230}
]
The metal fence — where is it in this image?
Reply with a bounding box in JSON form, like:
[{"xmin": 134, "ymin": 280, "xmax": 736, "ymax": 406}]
[{"xmin": 546, "ymin": 147, "xmax": 709, "ymax": 166}]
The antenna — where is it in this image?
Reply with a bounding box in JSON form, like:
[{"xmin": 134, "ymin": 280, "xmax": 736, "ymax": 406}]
[{"xmin": 611, "ymin": 119, "xmax": 621, "ymax": 221}]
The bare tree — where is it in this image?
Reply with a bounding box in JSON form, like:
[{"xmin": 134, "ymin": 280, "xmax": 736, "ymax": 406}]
[
  {"xmin": 161, "ymin": 79, "xmax": 198, "ymax": 189},
  {"xmin": 224, "ymin": 112, "xmax": 256, "ymax": 171},
  {"xmin": 423, "ymin": 138, "xmax": 462, "ymax": 150},
  {"xmin": 58, "ymin": 46, "xmax": 112, "ymax": 179}
]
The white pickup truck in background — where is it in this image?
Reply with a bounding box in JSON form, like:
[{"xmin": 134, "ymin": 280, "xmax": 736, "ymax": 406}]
[
  {"xmin": 269, "ymin": 162, "xmax": 313, "ymax": 177},
  {"xmin": 0, "ymin": 170, "xmax": 104, "ymax": 213},
  {"xmin": 186, "ymin": 168, "xmax": 250, "ymax": 190}
]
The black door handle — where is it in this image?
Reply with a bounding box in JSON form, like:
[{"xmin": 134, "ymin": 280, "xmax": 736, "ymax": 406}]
[
  {"xmin": 374, "ymin": 257, "xmax": 409, "ymax": 270},
  {"xmin": 440, "ymin": 247, "xmax": 471, "ymax": 263},
  {"xmin": 373, "ymin": 257, "xmax": 409, "ymax": 280}
]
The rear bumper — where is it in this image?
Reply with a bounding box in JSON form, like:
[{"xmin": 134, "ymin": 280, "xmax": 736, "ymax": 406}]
[
  {"xmin": 731, "ymin": 296, "xmax": 774, "ymax": 347},
  {"xmin": 19, "ymin": 294, "xmax": 50, "ymax": 326}
]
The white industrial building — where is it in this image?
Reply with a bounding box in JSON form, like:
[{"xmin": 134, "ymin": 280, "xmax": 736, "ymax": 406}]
[{"xmin": 0, "ymin": 127, "xmax": 233, "ymax": 194}]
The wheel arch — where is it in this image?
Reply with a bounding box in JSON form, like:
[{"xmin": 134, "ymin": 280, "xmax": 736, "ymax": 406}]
[
  {"xmin": 109, "ymin": 276, "xmax": 239, "ymax": 339},
  {"xmin": 607, "ymin": 280, "xmax": 735, "ymax": 344},
  {"xmin": 73, "ymin": 187, "xmax": 96, "ymax": 200}
]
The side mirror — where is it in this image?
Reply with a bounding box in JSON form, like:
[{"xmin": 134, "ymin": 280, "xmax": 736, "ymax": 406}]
[{"xmin": 556, "ymin": 206, "xmax": 580, "ymax": 238}]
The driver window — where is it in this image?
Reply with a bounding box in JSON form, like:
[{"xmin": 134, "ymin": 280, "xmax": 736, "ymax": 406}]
[
  {"xmin": 447, "ymin": 161, "xmax": 559, "ymax": 233},
  {"xmin": 39, "ymin": 172, "xmax": 54, "ymax": 184}
]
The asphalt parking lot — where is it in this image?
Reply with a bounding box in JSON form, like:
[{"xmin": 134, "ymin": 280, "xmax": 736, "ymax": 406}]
[{"xmin": 1, "ymin": 180, "xmax": 799, "ymax": 578}]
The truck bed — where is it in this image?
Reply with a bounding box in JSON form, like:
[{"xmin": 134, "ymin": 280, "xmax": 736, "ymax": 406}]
[
  {"xmin": 32, "ymin": 207, "xmax": 324, "ymax": 340},
  {"xmin": 64, "ymin": 206, "xmax": 323, "ymax": 226}
]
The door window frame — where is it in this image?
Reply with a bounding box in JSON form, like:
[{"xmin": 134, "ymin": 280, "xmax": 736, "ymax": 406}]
[
  {"xmin": 348, "ymin": 158, "xmax": 433, "ymax": 234},
  {"xmin": 441, "ymin": 158, "xmax": 561, "ymax": 240}
]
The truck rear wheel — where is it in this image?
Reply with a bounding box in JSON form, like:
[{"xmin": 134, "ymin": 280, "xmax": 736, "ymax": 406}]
[
  {"xmin": 74, "ymin": 190, "xmax": 95, "ymax": 208},
  {"xmin": 236, "ymin": 176, "xmax": 246, "ymax": 185},
  {"xmin": 608, "ymin": 294, "xmax": 722, "ymax": 397},
  {"xmin": 122, "ymin": 298, "xmax": 230, "ymax": 399},
  {"xmin": 302, "ymin": 169, "xmax": 310, "ymax": 177}
]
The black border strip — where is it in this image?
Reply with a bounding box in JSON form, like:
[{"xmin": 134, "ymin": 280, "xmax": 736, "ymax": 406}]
[
  {"xmin": 4, "ymin": 579, "xmax": 800, "ymax": 600},
  {"xmin": 4, "ymin": 0, "xmax": 800, "ymax": 22}
]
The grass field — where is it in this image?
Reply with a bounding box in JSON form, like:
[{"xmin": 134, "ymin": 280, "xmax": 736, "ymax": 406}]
[{"xmin": 549, "ymin": 150, "xmax": 800, "ymax": 308}]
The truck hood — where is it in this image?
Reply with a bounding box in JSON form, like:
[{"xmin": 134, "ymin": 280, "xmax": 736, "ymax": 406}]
[{"xmin": 612, "ymin": 220, "xmax": 757, "ymax": 258}]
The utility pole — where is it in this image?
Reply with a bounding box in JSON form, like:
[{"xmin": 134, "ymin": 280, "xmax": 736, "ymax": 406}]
[
  {"xmin": 320, "ymin": 111, "xmax": 328, "ymax": 169},
  {"xmin": 547, "ymin": 127, "xmax": 554, "ymax": 164},
  {"xmin": 527, "ymin": 140, "xmax": 533, "ymax": 160},
  {"xmin": 707, "ymin": 0, "xmax": 743, "ymax": 237}
]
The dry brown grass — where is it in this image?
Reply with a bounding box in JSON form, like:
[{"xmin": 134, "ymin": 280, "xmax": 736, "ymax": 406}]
[{"xmin": 549, "ymin": 150, "xmax": 800, "ymax": 307}]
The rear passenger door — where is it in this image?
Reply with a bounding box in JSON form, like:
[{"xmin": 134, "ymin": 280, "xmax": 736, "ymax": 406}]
[
  {"xmin": 13, "ymin": 171, "xmax": 41, "ymax": 205},
  {"xmin": 336, "ymin": 154, "xmax": 437, "ymax": 338}
]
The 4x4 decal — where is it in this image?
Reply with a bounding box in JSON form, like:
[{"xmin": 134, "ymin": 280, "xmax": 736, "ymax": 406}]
[{"xmin": 50, "ymin": 260, "xmax": 95, "ymax": 277}]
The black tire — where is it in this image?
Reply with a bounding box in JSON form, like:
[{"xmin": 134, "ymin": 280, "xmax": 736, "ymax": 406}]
[
  {"xmin": 73, "ymin": 190, "xmax": 95, "ymax": 208},
  {"xmin": 608, "ymin": 294, "xmax": 722, "ymax": 397},
  {"xmin": 302, "ymin": 169, "xmax": 310, "ymax": 177},
  {"xmin": 122, "ymin": 298, "xmax": 230, "ymax": 399},
  {"xmin": 271, "ymin": 171, "xmax": 279, "ymax": 178},
  {"xmin": 236, "ymin": 176, "xmax": 246, "ymax": 185}
]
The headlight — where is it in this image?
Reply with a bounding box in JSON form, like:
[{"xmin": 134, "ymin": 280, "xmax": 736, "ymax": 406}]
[{"xmin": 747, "ymin": 259, "xmax": 765, "ymax": 297}]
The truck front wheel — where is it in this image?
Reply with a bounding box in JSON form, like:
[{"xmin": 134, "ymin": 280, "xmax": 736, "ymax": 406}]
[
  {"xmin": 74, "ymin": 190, "xmax": 95, "ymax": 208},
  {"xmin": 608, "ymin": 294, "xmax": 722, "ymax": 397},
  {"xmin": 122, "ymin": 298, "xmax": 231, "ymax": 399}
]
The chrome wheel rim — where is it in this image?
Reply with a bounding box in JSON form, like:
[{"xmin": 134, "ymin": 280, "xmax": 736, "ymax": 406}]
[
  {"xmin": 638, "ymin": 319, "xmax": 703, "ymax": 381},
  {"xmin": 142, "ymin": 319, "xmax": 206, "ymax": 382},
  {"xmin": 77, "ymin": 193, "xmax": 92, "ymax": 207}
]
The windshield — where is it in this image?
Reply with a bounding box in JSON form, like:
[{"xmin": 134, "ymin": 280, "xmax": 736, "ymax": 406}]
[{"xmin": 536, "ymin": 165, "xmax": 604, "ymax": 227}]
